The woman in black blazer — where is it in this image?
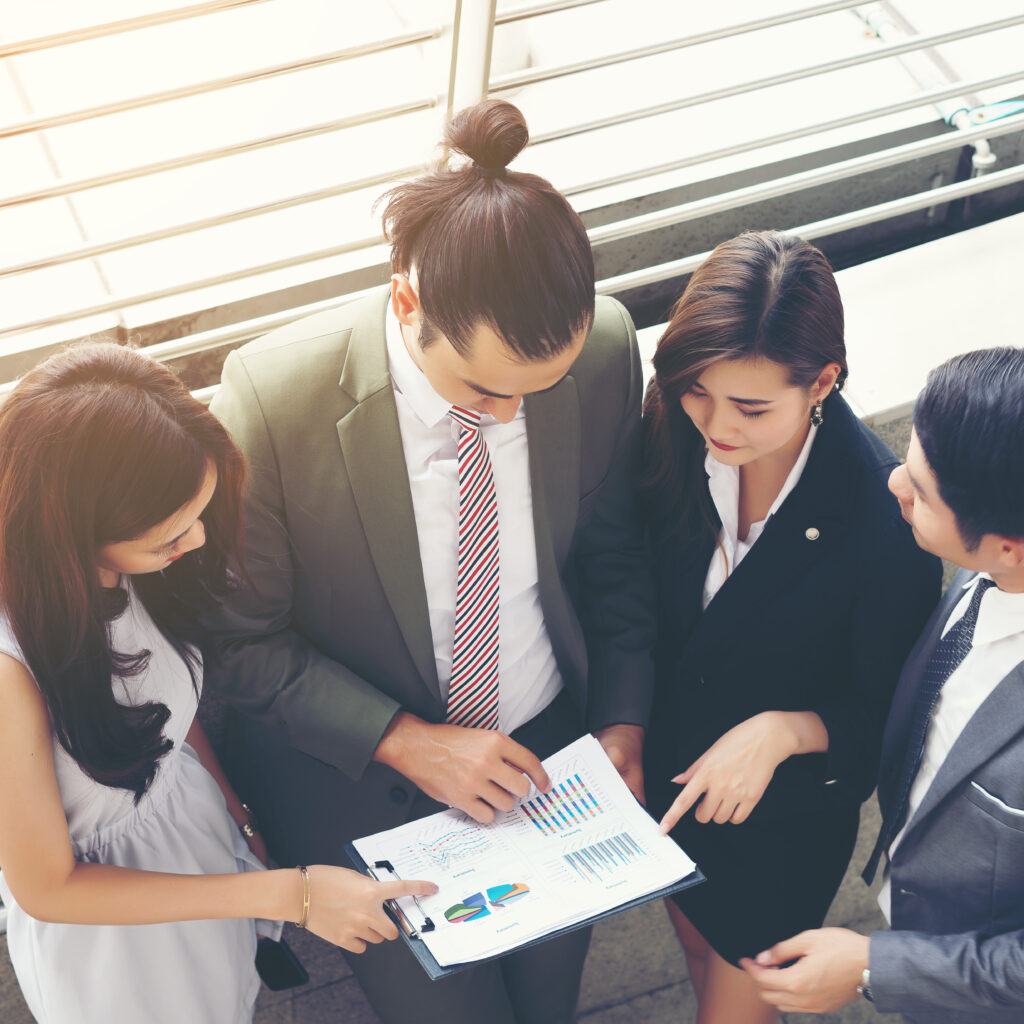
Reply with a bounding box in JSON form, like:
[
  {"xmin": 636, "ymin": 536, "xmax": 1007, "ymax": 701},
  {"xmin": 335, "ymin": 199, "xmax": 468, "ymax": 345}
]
[{"xmin": 641, "ymin": 232, "xmax": 940, "ymax": 1023}]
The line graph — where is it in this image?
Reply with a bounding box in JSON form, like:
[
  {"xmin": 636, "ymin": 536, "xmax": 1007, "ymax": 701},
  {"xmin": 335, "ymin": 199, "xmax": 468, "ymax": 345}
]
[{"xmin": 400, "ymin": 824, "xmax": 494, "ymax": 870}]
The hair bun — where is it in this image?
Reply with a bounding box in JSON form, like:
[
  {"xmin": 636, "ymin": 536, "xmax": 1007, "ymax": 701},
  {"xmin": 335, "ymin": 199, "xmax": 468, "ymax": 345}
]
[{"xmin": 445, "ymin": 99, "xmax": 528, "ymax": 170}]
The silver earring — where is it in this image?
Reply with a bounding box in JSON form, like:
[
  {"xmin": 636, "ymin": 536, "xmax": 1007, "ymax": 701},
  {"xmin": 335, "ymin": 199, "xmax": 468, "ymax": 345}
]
[{"xmin": 811, "ymin": 402, "xmax": 824, "ymax": 427}]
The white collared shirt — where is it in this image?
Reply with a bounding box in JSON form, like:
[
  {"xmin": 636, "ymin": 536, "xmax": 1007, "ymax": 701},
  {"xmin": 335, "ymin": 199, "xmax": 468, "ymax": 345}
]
[
  {"xmin": 384, "ymin": 305, "xmax": 562, "ymax": 733},
  {"xmin": 701, "ymin": 425, "xmax": 818, "ymax": 609},
  {"xmin": 879, "ymin": 573, "xmax": 1024, "ymax": 920}
]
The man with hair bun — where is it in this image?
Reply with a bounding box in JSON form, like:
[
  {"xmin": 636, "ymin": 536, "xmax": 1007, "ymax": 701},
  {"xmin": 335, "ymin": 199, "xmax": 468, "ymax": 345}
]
[
  {"xmin": 206, "ymin": 99, "xmax": 654, "ymax": 1023},
  {"xmin": 743, "ymin": 347, "xmax": 1024, "ymax": 1024}
]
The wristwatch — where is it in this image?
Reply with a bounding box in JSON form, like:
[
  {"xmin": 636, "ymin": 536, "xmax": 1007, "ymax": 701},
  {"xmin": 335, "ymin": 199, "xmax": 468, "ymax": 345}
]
[{"xmin": 857, "ymin": 967, "xmax": 874, "ymax": 1003}]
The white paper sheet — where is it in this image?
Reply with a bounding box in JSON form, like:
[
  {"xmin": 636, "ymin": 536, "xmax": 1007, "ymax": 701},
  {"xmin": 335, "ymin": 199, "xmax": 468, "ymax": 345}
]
[{"xmin": 352, "ymin": 734, "xmax": 698, "ymax": 966}]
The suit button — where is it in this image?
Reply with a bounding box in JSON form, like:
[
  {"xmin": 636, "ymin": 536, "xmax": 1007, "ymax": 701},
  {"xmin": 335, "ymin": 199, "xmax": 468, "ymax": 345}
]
[
  {"xmin": 390, "ymin": 786, "xmax": 409, "ymax": 805},
  {"xmin": 805, "ymin": 527, "xmax": 820, "ymax": 540}
]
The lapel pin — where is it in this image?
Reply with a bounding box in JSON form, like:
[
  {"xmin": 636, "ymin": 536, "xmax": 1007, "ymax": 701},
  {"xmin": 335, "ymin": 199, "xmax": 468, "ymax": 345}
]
[{"xmin": 805, "ymin": 527, "xmax": 820, "ymax": 540}]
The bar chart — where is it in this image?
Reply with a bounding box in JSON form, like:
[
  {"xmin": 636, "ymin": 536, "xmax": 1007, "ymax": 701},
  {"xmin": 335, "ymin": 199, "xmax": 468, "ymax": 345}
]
[
  {"xmin": 563, "ymin": 832, "xmax": 647, "ymax": 883},
  {"xmin": 520, "ymin": 772, "xmax": 605, "ymax": 835}
]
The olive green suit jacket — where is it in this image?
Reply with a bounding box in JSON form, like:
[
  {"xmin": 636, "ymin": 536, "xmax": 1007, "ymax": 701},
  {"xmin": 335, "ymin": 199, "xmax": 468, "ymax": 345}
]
[{"xmin": 206, "ymin": 287, "xmax": 654, "ymax": 865}]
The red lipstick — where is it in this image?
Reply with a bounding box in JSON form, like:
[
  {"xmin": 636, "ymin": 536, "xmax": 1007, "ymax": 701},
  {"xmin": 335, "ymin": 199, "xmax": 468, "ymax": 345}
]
[{"xmin": 710, "ymin": 439, "xmax": 740, "ymax": 452}]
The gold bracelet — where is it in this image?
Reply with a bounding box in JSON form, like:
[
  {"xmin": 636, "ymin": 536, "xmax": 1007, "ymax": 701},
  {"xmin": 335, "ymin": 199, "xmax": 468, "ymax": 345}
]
[{"xmin": 297, "ymin": 866, "xmax": 311, "ymax": 929}]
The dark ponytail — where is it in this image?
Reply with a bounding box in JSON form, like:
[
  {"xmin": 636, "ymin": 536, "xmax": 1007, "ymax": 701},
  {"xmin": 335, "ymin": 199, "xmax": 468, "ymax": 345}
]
[
  {"xmin": 446, "ymin": 99, "xmax": 528, "ymax": 173},
  {"xmin": 379, "ymin": 99, "xmax": 594, "ymax": 360}
]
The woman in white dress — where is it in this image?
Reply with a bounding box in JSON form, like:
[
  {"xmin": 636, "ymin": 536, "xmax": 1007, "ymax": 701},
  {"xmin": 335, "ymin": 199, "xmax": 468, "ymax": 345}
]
[{"xmin": 0, "ymin": 344, "xmax": 436, "ymax": 1024}]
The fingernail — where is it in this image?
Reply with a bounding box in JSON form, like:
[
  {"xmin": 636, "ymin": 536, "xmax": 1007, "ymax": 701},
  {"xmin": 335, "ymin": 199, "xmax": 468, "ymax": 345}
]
[{"xmin": 756, "ymin": 952, "xmax": 770, "ymax": 964}]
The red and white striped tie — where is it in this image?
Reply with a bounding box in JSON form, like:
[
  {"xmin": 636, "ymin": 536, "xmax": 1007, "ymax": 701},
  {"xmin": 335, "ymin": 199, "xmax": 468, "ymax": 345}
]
[{"xmin": 446, "ymin": 405, "xmax": 500, "ymax": 730}]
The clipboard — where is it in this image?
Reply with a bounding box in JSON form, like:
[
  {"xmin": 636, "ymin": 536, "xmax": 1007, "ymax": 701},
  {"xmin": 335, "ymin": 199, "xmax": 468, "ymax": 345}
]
[{"xmin": 344, "ymin": 841, "xmax": 706, "ymax": 981}]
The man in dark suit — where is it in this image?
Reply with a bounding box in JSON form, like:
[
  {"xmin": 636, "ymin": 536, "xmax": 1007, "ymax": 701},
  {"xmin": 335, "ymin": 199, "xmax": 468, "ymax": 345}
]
[
  {"xmin": 205, "ymin": 100, "xmax": 654, "ymax": 1024},
  {"xmin": 742, "ymin": 347, "xmax": 1024, "ymax": 1023}
]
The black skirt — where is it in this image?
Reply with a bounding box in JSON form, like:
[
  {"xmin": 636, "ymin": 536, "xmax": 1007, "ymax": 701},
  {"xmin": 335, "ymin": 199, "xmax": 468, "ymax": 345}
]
[{"xmin": 648, "ymin": 777, "xmax": 860, "ymax": 965}]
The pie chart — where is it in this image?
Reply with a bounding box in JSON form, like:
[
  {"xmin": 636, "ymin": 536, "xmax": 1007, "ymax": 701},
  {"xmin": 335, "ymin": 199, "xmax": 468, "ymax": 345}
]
[
  {"xmin": 486, "ymin": 883, "xmax": 530, "ymax": 906},
  {"xmin": 444, "ymin": 883, "xmax": 530, "ymax": 923}
]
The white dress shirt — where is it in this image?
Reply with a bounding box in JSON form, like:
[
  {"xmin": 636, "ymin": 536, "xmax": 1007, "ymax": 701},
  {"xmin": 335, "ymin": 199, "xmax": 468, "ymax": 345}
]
[
  {"xmin": 384, "ymin": 306, "xmax": 562, "ymax": 733},
  {"xmin": 879, "ymin": 574, "xmax": 1024, "ymax": 920},
  {"xmin": 702, "ymin": 425, "xmax": 818, "ymax": 609}
]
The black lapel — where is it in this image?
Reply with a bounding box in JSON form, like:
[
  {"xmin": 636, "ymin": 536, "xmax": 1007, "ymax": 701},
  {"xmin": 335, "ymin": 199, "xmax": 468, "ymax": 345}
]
[
  {"xmin": 682, "ymin": 396, "xmax": 855, "ymax": 663},
  {"xmin": 655, "ymin": 526, "xmax": 716, "ymax": 647}
]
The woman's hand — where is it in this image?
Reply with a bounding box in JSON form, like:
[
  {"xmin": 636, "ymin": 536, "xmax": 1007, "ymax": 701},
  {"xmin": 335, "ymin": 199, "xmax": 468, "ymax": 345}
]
[
  {"xmin": 305, "ymin": 866, "xmax": 438, "ymax": 954},
  {"xmin": 659, "ymin": 712, "xmax": 814, "ymax": 832}
]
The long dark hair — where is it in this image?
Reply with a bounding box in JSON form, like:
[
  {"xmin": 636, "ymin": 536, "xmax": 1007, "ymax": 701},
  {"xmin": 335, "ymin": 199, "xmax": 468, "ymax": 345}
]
[
  {"xmin": 641, "ymin": 231, "xmax": 848, "ymax": 539},
  {"xmin": 0, "ymin": 343, "xmax": 246, "ymax": 800},
  {"xmin": 378, "ymin": 98, "xmax": 595, "ymax": 360}
]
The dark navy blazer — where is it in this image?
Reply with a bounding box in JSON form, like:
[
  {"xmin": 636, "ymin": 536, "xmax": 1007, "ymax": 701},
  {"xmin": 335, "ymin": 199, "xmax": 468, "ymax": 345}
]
[{"xmin": 646, "ymin": 392, "xmax": 942, "ymax": 821}]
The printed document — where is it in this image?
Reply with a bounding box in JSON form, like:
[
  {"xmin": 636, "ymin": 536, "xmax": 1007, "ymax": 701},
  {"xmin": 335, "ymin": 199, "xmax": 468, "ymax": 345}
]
[{"xmin": 352, "ymin": 734, "xmax": 698, "ymax": 966}]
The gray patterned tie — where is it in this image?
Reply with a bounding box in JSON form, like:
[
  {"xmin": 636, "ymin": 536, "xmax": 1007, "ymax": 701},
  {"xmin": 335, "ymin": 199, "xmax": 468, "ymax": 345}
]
[{"xmin": 869, "ymin": 577, "xmax": 996, "ymax": 874}]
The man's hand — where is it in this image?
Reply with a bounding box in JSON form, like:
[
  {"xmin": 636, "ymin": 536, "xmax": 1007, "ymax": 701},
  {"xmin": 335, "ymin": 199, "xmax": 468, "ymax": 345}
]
[
  {"xmin": 595, "ymin": 723, "xmax": 645, "ymax": 805},
  {"xmin": 373, "ymin": 713, "xmax": 551, "ymax": 823},
  {"xmin": 739, "ymin": 927, "xmax": 870, "ymax": 1014}
]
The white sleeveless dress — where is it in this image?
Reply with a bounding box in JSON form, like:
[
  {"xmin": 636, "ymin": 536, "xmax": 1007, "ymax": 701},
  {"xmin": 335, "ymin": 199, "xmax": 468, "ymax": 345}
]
[{"xmin": 0, "ymin": 584, "xmax": 279, "ymax": 1023}]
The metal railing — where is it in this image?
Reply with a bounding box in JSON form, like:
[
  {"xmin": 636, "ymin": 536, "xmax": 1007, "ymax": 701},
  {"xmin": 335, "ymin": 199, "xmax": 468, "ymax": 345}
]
[
  {"xmin": 0, "ymin": 236, "xmax": 389, "ymax": 340},
  {"xmin": 8, "ymin": 102, "xmax": 1023, "ymax": 290},
  {"xmin": 596, "ymin": 160, "xmax": 1024, "ymax": 295},
  {"xmin": 529, "ymin": 13, "xmax": 1024, "ymax": 145},
  {"xmin": 7, "ymin": 104, "xmax": 1022, "ymax": 341},
  {"xmin": 2, "ymin": 2, "xmax": 1024, "ymax": 363},
  {"xmin": 0, "ymin": 292, "xmax": 362, "ymax": 399},
  {"xmin": 495, "ymin": 0, "xmax": 607, "ymax": 25},
  {"xmin": 1, "ymin": 27, "xmax": 444, "ymax": 139},
  {"xmin": 564, "ymin": 68, "xmax": 1024, "ymax": 197},
  {"xmin": 0, "ymin": 143, "xmax": 427, "ymax": 275},
  {"xmin": 0, "ymin": 0, "xmax": 271, "ymax": 59},
  {"xmin": 0, "ymin": 0, "xmax": 461, "ymax": 347},
  {"xmin": 491, "ymin": 0, "xmax": 870, "ymax": 91},
  {"xmin": 59, "ymin": 159, "xmax": 1024, "ymax": 404},
  {"xmin": 0, "ymin": 102, "xmax": 432, "ymax": 211},
  {"xmin": 587, "ymin": 112, "xmax": 1024, "ymax": 247}
]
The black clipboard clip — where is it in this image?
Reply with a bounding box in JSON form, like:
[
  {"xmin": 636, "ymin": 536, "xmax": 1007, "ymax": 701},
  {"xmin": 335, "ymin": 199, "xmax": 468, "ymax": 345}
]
[{"xmin": 368, "ymin": 860, "xmax": 435, "ymax": 938}]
